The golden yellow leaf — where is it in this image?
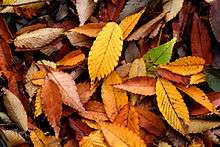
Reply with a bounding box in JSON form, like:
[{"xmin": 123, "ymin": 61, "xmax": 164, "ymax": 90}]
[
  {"xmin": 119, "ymin": 8, "xmax": 145, "ymax": 39},
  {"xmin": 159, "ymin": 56, "xmax": 205, "ymax": 76},
  {"xmin": 68, "ymin": 23, "xmax": 105, "ymax": 37},
  {"xmin": 88, "ymin": 22, "xmax": 123, "ymax": 82},
  {"xmin": 79, "ymin": 130, "xmax": 107, "ymax": 147},
  {"xmin": 2, "ymin": 0, "xmax": 16, "ymax": 5},
  {"xmin": 190, "ymin": 73, "xmax": 206, "ymax": 85},
  {"xmin": 102, "ymin": 72, "xmax": 128, "ymax": 121},
  {"xmin": 100, "ymin": 122, "xmax": 146, "ymax": 147},
  {"xmin": 34, "ymin": 88, "xmax": 43, "ymax": 117},
  {"xmin": 129, "ymin": 58, "xmax": 146, "ymax": 78},
  {"xmin": 156, "ymin": 78, "xmax": 189, "ymax": 134},
  {"xmin": 177, "ymin": 85, "xmax": 216, "ymax": 113},
  {"xmin": 31, "ymin": 70, "xmax": 47, "ymax": 86},
  {"xmin": 30, "ymin": 129, "xmax": 48, "ymax": 147}
]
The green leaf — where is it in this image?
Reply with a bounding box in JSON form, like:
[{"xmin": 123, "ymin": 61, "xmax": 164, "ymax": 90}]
[
  {"xmin": 206, "ymin": 69, "xmax": 220, "ymax": 92},
  {"xmin": 144, "ymin": 37, "xmax": 177, "ymax": 65}
]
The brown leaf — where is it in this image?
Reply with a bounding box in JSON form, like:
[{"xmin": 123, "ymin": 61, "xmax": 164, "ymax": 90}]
[
  {"xmin": 115, "ymin": 63, "xmax": 131, "ymax": 78},
  {"xmin": 191, "ymin": 12, "xmax": 212, "ymax": 64},
  {"xmin": 125, "ymin": 42, "xmax": 140, "ymax": 63},
  {"xmin": 3, "ymin": 88, "xmax": 28, "ymax": 131},
  {"xmin": 136, "ymin": 107, "xmax": 166, "ymax": 137},
  {"xmin": 157, "ymin": 68, "xmax": 189, "ymax": 85},
  {"xmin": 129, "ymin": 58, "xmax": 147, "ymax": 78},
  {"xmin": 77, "ymin": 82, "xmax": 96, "ymax": 104},
  {"xmin": 41, "ymin": 80, "xmax": 62, "ymax": 138},
  {"xmin": 48, "ymin": 71, "xmax": 85, "ymax": 112},
  {"xmin": 210, "ymin": 0, "xmax": 220, "ymax": 42},
  {"xmin": 0, "ymin": 129, "xmax": 25, "ymax": 146},
  {"xmin": 114, "ymin": 77, "xmax": 156, "ymax": 96},
  {"xmin": 69, "ymin": 118, "xmax": 93, "ymax": 141}
]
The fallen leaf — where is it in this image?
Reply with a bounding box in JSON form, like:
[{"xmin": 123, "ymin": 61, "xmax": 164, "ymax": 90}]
[
  {"xmin": 41, "ymin": 80, "xmax": 62, "ymax": 138},
  {"xmin": 30, "ymin": 129, "xmax": 48, "ymax": 147},
  {"xmin": 129, "ymin": 58, "xmax": 147, "ymax": 78},
  {"xmin": 0, "ymin": 129, "xmax": 25, "ymax": 146},
  {"xmin": 210, "ymin": 0, "xmax": 220, "ymax": 42},
  {"xmin": 124, "ymin": 42, "xmax": 140, "ymax": 63},
  {"xmin": 66, "ymin": 32, "xmax": 93, "ymax": 48},
  {"xmin": 77, "ymin": 82, "xmax": 96, "ymax": 104},
  {"xmin": 34, "ymin": 88, "xmax": 43, "ymax": 117},
  {"xmin": 116, "ymin": 63, "xmax": 131, "ymax": 78},
  {"xmin": 190, "ymin": 73, "xmax": 206, "ymax": 85},
  {"xmin": 88, "ymin": 22, "xmax": 123, "ymax": 82},
  {"xmin": 159, "ymin": 56, "xmax": 205, "ymax": 76},
  {"xmin": 114, "ymin": 77, "xmax": 156, "ymax": 96},
  {"xmin": 206, "ymin": 69, "xmax": 220, "ymax": 92}
]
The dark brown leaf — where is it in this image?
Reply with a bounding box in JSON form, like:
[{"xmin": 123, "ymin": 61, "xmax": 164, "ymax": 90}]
[{"xmin": 210, "ymin": 0, "xmax": 220, "ymax": 42}]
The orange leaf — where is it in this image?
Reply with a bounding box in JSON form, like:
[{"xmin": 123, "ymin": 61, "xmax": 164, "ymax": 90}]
[
  {"xmin": 41, "ymin": 80, "xmax": 62, "ymax": 138},
  {"xmin": 77, "ymin": 82, "xmax": 96, "ymax": 104}
]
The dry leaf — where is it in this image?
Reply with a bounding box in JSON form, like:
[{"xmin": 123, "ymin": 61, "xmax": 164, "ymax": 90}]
[
  {"xmin": 41, "ymin": 80, "xmax": 62, "ymax": 138},
  {"xmin": 30, "ymin": 129, "xmax": 48, "ymax": 147},
  {"xmin": 116, "ymin": 63, "xmax": 131, "ymax": 78},
  {"xmin": 34, "ymin": 88, "xmax": 43, "ymax": 117},
  {"xmin": 0, "ymin": 129, "xmax": 25, "ymax": 146},
  {"xmin": 190, "ymin": 73, "xmax": 206, "ymax": 85},
  {"xmin": 68, "ymin": 23, "xmax": 105, "ymax": 37},
  {"xmin": 79, "ymin": 111, "xmax": 109, "ymax": 121},
  {"xmin": 102, "ymin": 72, "xmax": 128, "ymax": 121},
  {"xmin": 100, "ymin": 122, "xmax": 146, "ymax": 147},
  {"xmin": 156, "ymin": 78, "xmax": 189, "ymax": 134},
  {"xmin": 119, "ymin": 8, "xmax": 145, "ymax": 39},
  {"xmin": 3, "ymin": 88, "xmax": 28, "ymax": 131},
  {"xmin": 129, "ymin": 58, "xmax": 146, "ymax": 78},
  {"xmin": 77, "ymin": 82, "xmax": 96, "ymax": 104},
  {"xmin": 159, "ymin": 56, "xmax": 205, "ymax": 76},
  {"xmin": 210, "ymin": 0, "xmax": 220, "ymax": 42},
  {"xmin": 163, "ymin": 0, "xmax": 184, "ymax": 22},
  {"xmin": 88, "ymin": 22, "xmax": 123, "ymax": 82},
  {"xmin": 49, "ymin": 71, "xmax": 85, "ymax": 112},
  {"xmin": 14, "ymin": 28, "xmax": 64, "ymax": 48},
  {"xmin": 125, "ymin": 42, "xmax": 140, "ymax": 63},
  {"xmin": 114, "ymin": 77, "xmax": 156, "ymax": 96}
]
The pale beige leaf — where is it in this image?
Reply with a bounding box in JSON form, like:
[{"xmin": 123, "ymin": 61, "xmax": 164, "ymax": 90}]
[
  {"xmin": 49, "ymin": 71, "xmax": 85, "ymax": 112},
  {"xmin": 188, "ymin": 119, "xmax": 220, "ymax": 133},
  {"xmin": 14, "ymin": 28, "xmax": 64, "ymax": 48},
  {"xmin": 163, "ymin": 0, "xmax": 184, "ymax": 22},
  {"xmin": 190, "ymin": 73, "xmax": 206, "ymax": 85},
  {"xmin": 3, "ymin": 88, "xmax": 28, "ymax": 131},
  {"xmin": 76, "ymin": 0, "xmax": 95, "ymax": 25},
  {"xmin": 79, "ymin": 130, "xmax": 107, "ymax": 147},
  {"xmin": 100, "ymin": 123, "xmax": 146, "ymax": 147},
  {"xmin": 0, "ymin": 129, "xmax": 25, "ymax": 146},
  {"xmin": 129, "ymin": 58, "xmax": 146, "ymax": 78}
]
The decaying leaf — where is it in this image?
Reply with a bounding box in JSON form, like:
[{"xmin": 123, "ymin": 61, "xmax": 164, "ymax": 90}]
[
  {"xmin": 129, "ymin": 58, "xmax": 146, "ymax": 78},
  {"xmin": 3, "ymin": 88, "xmax": 28, "ymax": 131},
  {"xmin": 114, "ymin": 77, "xmax": 156, "ymax": 96},
  {"xmin": 88, "ymin": 22, "xmax": 123, "ymax": 82},
  {"xmin": 0, "ymin": 129, "xmax": 25, "ymax": 146},
  {"xmin": 159, "ymin": 56, "xmax": 205, "ymax": 76},
  {"xmin": 156, "ymin": 78, "xmax": 189, "ymax": 134},
  {"xmin": 210, "ymin": 0, "xmax": 220, "ymax": 42},
  {"xmin": 14, "ymin": 28, "xmax": 64, "ymax": 48},
  {"xmin": 77, "ymin": 82, "xmax": 96, "ymax": 104},
  {"xmin": 125, "ymin": 42, "xmax": 140, "ymax": 63},
  {"xmin": 100, "ymin": 122, "xmax": 146, "ymax": 147}
]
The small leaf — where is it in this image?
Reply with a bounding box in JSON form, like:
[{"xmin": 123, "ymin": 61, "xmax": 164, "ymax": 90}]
[
  {"xmin": 100, "ymin": 122, "xmax": 146, "ymax": 147},
  {"xmin": 159, "ymin": 56, "xmax": 205, "ymax": 76},
  {"xmin": 0, "ymin": 129, "xmax": 25, "ymax": 146},
  {"xmin": 41, "ymin": 80, "xmax": 62, "ymax": 138},
  {"xmin": 77, "ymin": 82, "xmax": 96, "ymax": 104},
  {"xmin": 68, "ymin": 23, "xmax": 105, "ymax": 37},
  {"xmin": 14, "ymin": 28, "xmax": 64, "ymax": 48},
  {"xmin": 30, "ymin": 129, "xmax": 48, "ymax": 147},
  {"xmin": 3, "ymin": 88, "xmax": 28, "ymax": 131},
  {"xmin": 34, "ymin": 88, "xmax": 43, "ymax": 117},
  {"xmin": 190, "ymin": 73, "xmax": 206, "ymax": 85},
  {"xmin": 206, "ymin": 69, "xmax": 220, "ymax": 92},
  {"xmin": 129, "ymin": 58, "xmax": 146, "ymax": 78},
  {"xmin": 76, "ymin": 0, "xmax": 95, "ymax": 25},
  {"xmin": 156, "ymin": 78, "xmax": 189, "ymax": 134},
  {"xmin": 210, "ymin": 0, "xmax": 220, "ymax": 42},
  {"xmin": 114, "ymin": 77, "xmax": 156, "ymax": 96},
  {"xmin": 177, "ymin": 85, "xmax": 216, "ymax": 113},
  {"xmin": 163, "ymin": 0, "xmax": 184, "ymax": 22},
  {"xmin": 119, "ymin": 8, "xmax": 145, "ymax": 39},
  {"xmin": 144, "ymin": 37, "xmax": 176, "ymax": 65},
  {"xmin": 88, "ymin": 22, "xmax": 123, "ymax": 82}
]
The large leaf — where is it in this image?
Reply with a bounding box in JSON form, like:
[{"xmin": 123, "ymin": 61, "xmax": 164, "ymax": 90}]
[
  {"xmin": 114, "ymin": 76, "xmax": 156, "ymax": 96},
  {"xmin": 163, "ymin": 0, "xmax": 184, "ymax": 22},
  {"xmin": 210, "ymin": 0, "xmax": 220, "ymax": 42},
  {"xmin": 100, "ymin": 123, "xmax": 146, "ymax": 147},
  {"xmin": 88, "ymin": 22, "xmax": 123, "ymax": 82},
  {"xmin": 144, "ymin": 37, "xmax": 176, "ymax": 65},
  {"xmin": 41, "ymin": 80, "xmax": 62, "ymax": 137},
  {"xmin": 49, "ymin": 71, "xmax": 85, "ymax": 112},
  {"xmin": 156, "ymin": 78, "xmax": 189, "ymax": 134},
  {"xmin": 206, "ymin": 69, "xmax": 220, "ymax": 92},
  {"xmin": 119, "ymin": 8, "xmax": 145, "ymax": 39},
  {"xmin": 159, "ymin": 56, "xmax": 205, "ymax": 76},
  {"xmin": 3, "ymin": 88, "xmax": 28, "ymax": 131},
  {"xmin": 102, "ymin": 72, "xmax": 128, "ymax": 121}
]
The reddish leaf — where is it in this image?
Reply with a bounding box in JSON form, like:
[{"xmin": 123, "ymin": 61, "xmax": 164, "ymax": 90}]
[
  {"xmin": 77, "ymin": 82, "xmax": 96, "ymax": 104},
  {"xmin": 191, "ymin": 12, "xmax": 212, "ymax": 64},
  {"xmin": 210, "ymin": 0, "xmax": 220, "ymax": 42},
  {"xmin": 41, "ymin": 80, "xmax": 62, "ymax": 138}
]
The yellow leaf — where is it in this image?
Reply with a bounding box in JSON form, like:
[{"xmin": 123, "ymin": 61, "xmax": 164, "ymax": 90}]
[
  {"xmin": 156, "ymin": 78, "xmax": 189, "ymax": 134},
  {"xmin": 102, "ymin": 72, "xmax": 128, "ymax": 121},
  {"xmin": 129, "ymin": 58, "xmax": 146, "ymax": 78},
  {"xmin": 30, "ymin": 129, "xmax": 48, "ymax": 147},
  {"xmin": 177, "ymin": 85, "xmax": 216, "ymax": 113},
  {"xmin": 88, "ymin": 22, "xmax": 123, "ymax": 82},
  {"xmin": 190, "ymin": 73, "xmax": 206, "ymax": 85},
  {"xmin": 119, "ymin": 8, "xmax": 145, "ymax": 39},
  {"xmin": 159, "ymin": 56, "xmax": 205, "ymax": 76},
  {"xmin": 79, "ymin": 130, "xmax": 107, "ymax": 147},
  {"xmin": 68, "ymin": 23, "xmax": 105, "ymax": 37},
  {"xmin": 34, "ymin": 88, "xmax": 43, "ymax": 117},
  {"xmin": 2, "ymin": 0, "xmax": 16, "ymax": 5},
  {"xmin": 100, "ymin": 122, "xmax": 146, "ymax": 147}
]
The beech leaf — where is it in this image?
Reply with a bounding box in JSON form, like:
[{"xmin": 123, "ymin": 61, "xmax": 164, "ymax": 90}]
[
  {"xmin": 210, "ymin": 0, "xmax": 220, "ymax": 42},
  {"xmin": 206, "ymin": 69, "xmax": 220, "ymax": 92}
]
